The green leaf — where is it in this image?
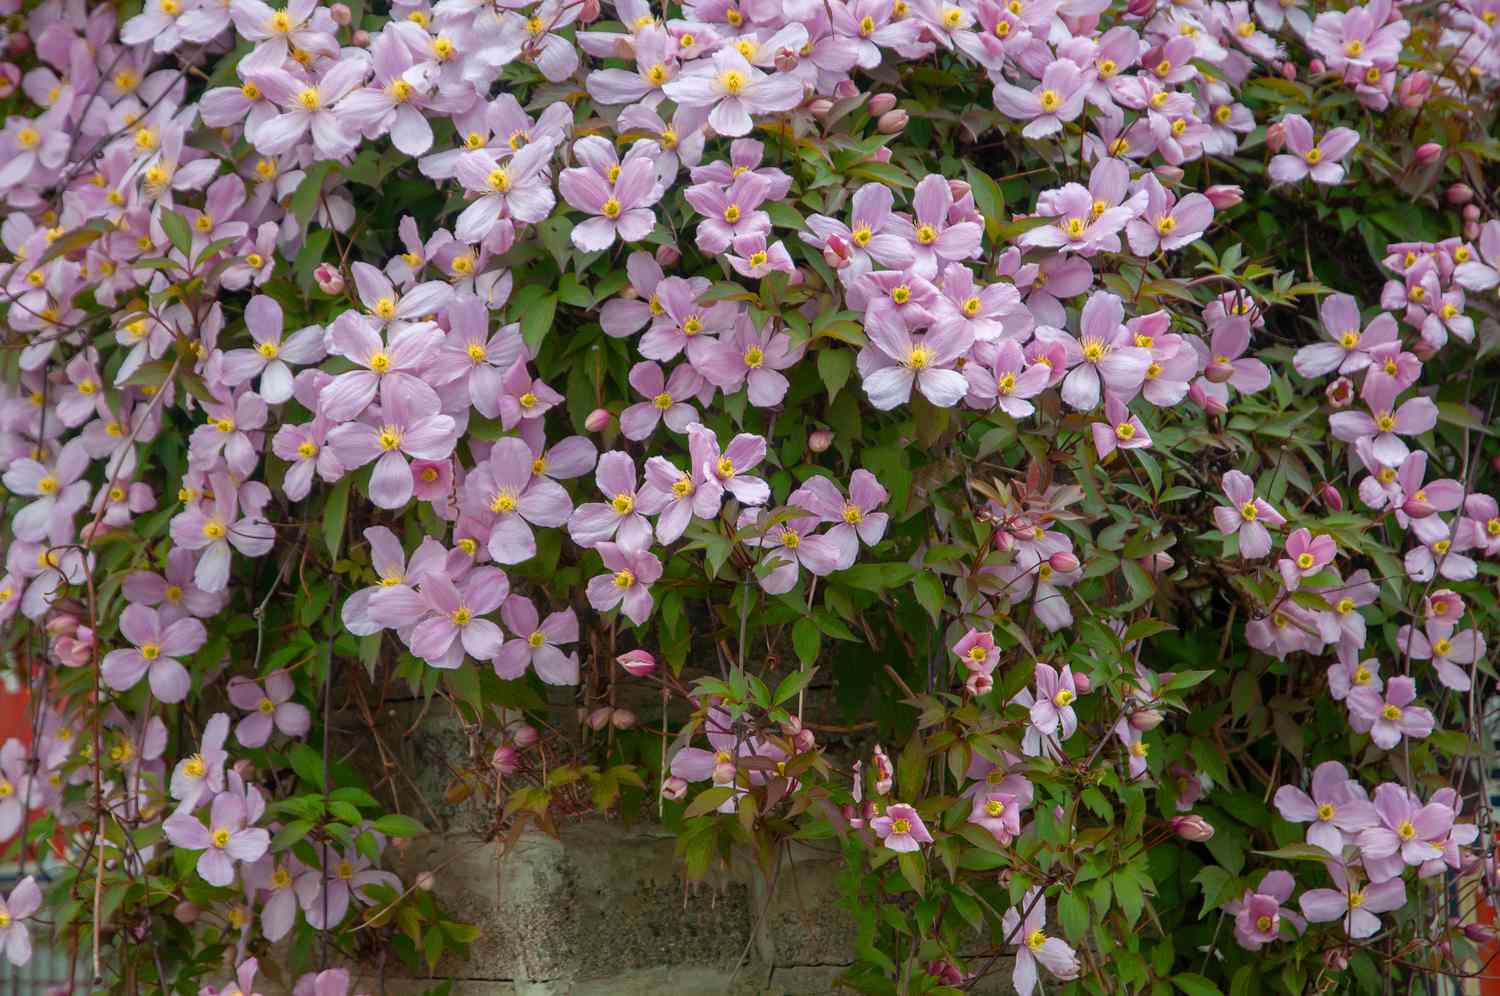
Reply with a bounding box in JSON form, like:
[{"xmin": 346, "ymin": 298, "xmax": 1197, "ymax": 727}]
[
  {"xmin": 817, "ymin": 348, "xmax": 854, "ymax": 402},
  {"xmin": 963, "ymin": 164, "xmax": 1006, "ymax": 243},
  {"xmin": 520, "ymin": 292, "xmax": 558, "ymax": 354},
  {"xmin": 1057, "ymin": 889, "xmax": 1088, "ymax": 943},
  {"xmin": 913, "ymin": 573, "xmax": 944, "ymax": 623},
  {"xmin": 292, "ymin": 161, "xmax": 337, "ymax": 229},
  {"xmin": 1192, "ymin": 866, "xmax": 1234, "ymax": 917},
  {"xmin": 897, "ymin": 850, "xmax": 926, "ymax": 896},
  {"xmin": 372, "ymin": 814, "xmax": 427, "ymax": 838},
  {"xmin": 271, "ymin": 820, "xmax": 314, "ymax": 850},
  {"xmin": 1173, "ymin": 973, "xmax": 1225, "ymax": 996},
  {"xmin": 160, "ymin": 211, "xmax": 192, "ymax": 258},
  {"xmin": 323, "ymin": 477, "xmax": 350, "ymax": 559},
  {"xmin": 791, "ymin": 618, "xmax": 821, "ymax": 666},
  {"xmin": 289, "ymin": 744, "xmax": 326, "ymax": 791},
  {"xmin": 774, "ymin": 666, "xmax": 816, "ymax": 704},
  {"xmin": 1251, "ymin": 843, "xmax": 1341, "ymax": 862},
  {"xmin": 683, "ymin": 787, "xmax": 734, "ymax": 818}
]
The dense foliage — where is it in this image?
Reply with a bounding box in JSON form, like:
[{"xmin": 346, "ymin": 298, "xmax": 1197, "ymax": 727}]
[{"xmin": 0, "ymin": 0, "xmax": 1498, "ymax": 991}]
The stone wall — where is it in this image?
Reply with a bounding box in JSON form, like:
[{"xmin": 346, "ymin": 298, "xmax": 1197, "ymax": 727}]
[{"xmin": 334, "ymin": 702, "xmax": 1015, "ymax": 995}]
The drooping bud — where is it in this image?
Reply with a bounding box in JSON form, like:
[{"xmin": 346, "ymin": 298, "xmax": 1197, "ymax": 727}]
[
  {"xmin": 587, "ymin": 707, "xmax": 614, "ymax": 731},
  {"xmin": 1463, "ymin": 204, "xmax": 1481, "ymax": 223},
  {"xmin": 867, "ymin": 93, "xmax": 898, "ymax": 116},
  {"xmin": 1465, "ymin": 922, "xmax": 1496, "ymax": 944},
  {"xmin": 492, "ymin": 745, "xmax": 519, "ymax": 775},
  {"xmin": 1415, "ymin": 143, "xmax": 1443, "ymax": 166},
  {"xmin": 1141, "ymin": 551, "xmax": 1174, "ymax": 575},
  {"xmin": 1399, "ymin": 70, "xmax": 1432, "ymax": 107},
  {"xmin": 1124, "ymin": 0, "xmax": 1155, "ymax": 16},
  {"xmin": 585, "ymin": 408, "xmax": 613, "ymax": 433},
  {"xmin": 876, "ymin": 109, "xmax": 909, "ymax": 134},
  {"xmin": 1130, "ymin": 708, "xmax": 1164, "ymax": 731},
  {"xmin": 655, "ymin": 244, "xmax": 681, "ymax": 266},
  {"xmin": 329, "ymin": 2, "xmax": 352, "ymax": 24},
  {"xmin": 1072, "ymin": 673, "xmax": 1092, "ymax": 694},
  {"xmin": 1446, "ymin": 183, "xmax": 1474, "ymax": 205},
  {"xmin": 1170, "ymin": 814, "xmax": 1215, "ymax": 841},
  {"xmin": 1264, "ymin": 121, "xmax": 1287, "ymax": 153},
  {"xmin": 1465, "ymin": 221, "xmax": 1482, "ymax": 241},
  {"xmin": 661, "ymin": 776, "xmax": 688, "ymax": 801},
  {"xmin": 1153, "ymin": 165, "xmax": 1184, "ymax": 186},
  {"xmin": 1203, "ymin": 185, "xmax": 1243, "ymax": 210},
  {"xmin": 414, "ymin": 871, "xmax": 436, "ymax": 891},
  {"xmin": 1049, "ymin": 550, "xmax": 1080, "ymax": 574},
  {"xmin": 512, "ymin": 724, "xmax": 539, "ymax": 749},
  {"xmin": 617, "ymin": 649, "xmax": 656, "ymax": 677},
  {"xmin": 1319, "ymin": 483, "xmax": 1343, "ymax": 512},
  {"xmin": 808, "ymin": 428, "xmax": 834, "ymax": 452}
]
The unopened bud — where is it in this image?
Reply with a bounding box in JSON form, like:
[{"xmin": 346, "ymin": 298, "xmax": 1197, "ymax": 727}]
[
  {"xmin": 1131, "ymin": 708, "xmax": 1164, "ymax": 731},
  {"xmin": 174, "ymin": 901, "xmax": 200, "ymax": 924},
  {"xmin": 1415, "ymin": 143, "xmax": 1443, "ymax": 166},
  {"xmin": 1125, "ymin": 0, "xmax": 1155, "ymax": 16},
  {"xmin": 1170, "ymin": 814, "xmax": 1215, "ymax": 841},
  {"xmin": 872, "ymin": 147, "xmax": 892, "ymax": 163},
  {"xmin": 512, "ymin": 724, "xmax": 539, "ymax": 749},
  {"xmin": 492, "ymin": 745, "xmax": 519, "ymax": 775},
  {"xmin": 352, "ymin": 28, "xmax": 370, "ymax": 45},
  {"xmin": 712, "ymin": 760, "xmax": 736, "ymax": 785},
  {"xmin": 876, "ymin": 109, "xmax": 909, "ymax": 134},
  {"xmin": 966, "ymin": 671, "xmax": 994, "ymax": 696},
  {"xmin": 1265, "ymin": 122, "xmax": 1287, "ymax": 153},
  {"xmin": 1465, "ymin": 221, "xmax": 1482, "ymax": 241},
  {"xmin": 1463, "ymin": 204, "xmax": 1481, "ymax": 223},
  {"xmin": 822, "ymin": 233, "xmax": 851, "ymax": 269},
  {"xmin": 1072, "ymin": 673, "xmax": 1092, "ymax": 694},
  {"xmin": 808, "ymin": 98, "xmax": 833, "ymax": 118},
  {"xmin": 1188, "ymin": 382, "xmax": 1228, "ymax": 416},
  {"xmin": 585, "ymin": 408, "xmax": 612, "ymax": 433},
  {"xmin": 414, "ymin": 871, "xmax": 435, "ymax": 891},
  {"xmin": 794, "ymin": 728, "xmax": 815, "ymax": 752},
  {"xmin": 1141, "ymin": 551, "xmax": 1174, "ymax": 575},
  {"xmin": 867, "ymin": 93, "xmax": 898, "ymax": 116},
  {"xmin": 948, "ymin": 179, "xmax": 971, "ymax": 201},
  {"xmin": 661, "ymin": 776, "xmax": 688, "ymax": 800},
  {"xmin": 617, "ymin": 649, "xmax": 656, "ymax": 677},
  {"xmin": 1302, "ymin": 59, "xmax": 1319, "ymax": 76},
  {"xmin": 45, "ymin": 613, "xmax": 79, "ymax": 636},
  {"xmin": 655, "ymin": 244, "xmax": 680, "ymax": 267},
  {"xmin": 587, "ymin": 707, "xmax": 614, "ymax": 731},
  {"xmin": 833, "ymin": 79, "xmax": 859, "ymax": 99},
  {"xmin": 5, "ymin": 33, "xmax": 30, "ymax": 57},
  {"xmin": 1399, "ymin": 70, "xmax": 1432, "ymax": 107},
  {"xmin": 1153, "ymin": 165, "xmax": 1184, "ymax": 185},
  {"xmin": 1447, "ymin": 183, "xmax": 1474, "ymax": 206},
  {"xmin": 1204, "ymin": 184, "xmax": 1243, "ymax": 210},
  {"xmin": 1049, "ymin": 550, "xmax": 1080, "ymax": 573},
  {"xmin": 579, "ymin": 0, "xmax": 601, "ymax": 21},
  {"xmin": 1319, "ymin": 483, "xmax": 1343, "ymax": 511},
  {"xmin": 774, "ymin": 48, "xmax": 800, "ymax": 73},
  {"xmin": 313, "ymin": 262, "xmax": 344, "ymax": 294},
  {"xmin": 611, "ymin": 708, "xmax": 637, "ymax": 730},
  {"xmin": 329, "ymin": 2, "xmax": 351, "ymax": 24},
  {"xmin": 808, "ymin": 428, "xmax": 834, "ymax": 453},
  {"xmin": 1465, "ymin": 922, "xmax": 1496, "ymax": 944}
]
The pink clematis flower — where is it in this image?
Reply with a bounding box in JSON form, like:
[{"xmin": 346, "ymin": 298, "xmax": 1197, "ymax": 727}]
[
  {"xmin": 662, "ymin": 49, "xmax": 804, "ymax": 138},
  {"xmin": 495, "ymin": 596, "xmax": 579, "ymax": 685},
  {"xmin": 1299, "ymin": 862, "xmax": 1404, "ymax": 938},
  {"xmin": 700, "ymin": 315, "xmax": 802, "ymax": 407},
  {"xmin": 1398, "ymin": 619, "xmax": 1485, "ymax": 692},
  {"xmin": 1277, "ymin": 528, "xmax": 1337, "ymax": 589},
  {"xmin": 897, "ymin": 174, "xmax": 983, "ymax": 277},
  {"xmin": 687, "ymin": 423, "xmax": 771, "ymax": 517},
  {"xmin": 454, "ymin": 140, "xmax": 559, "ymax": 243},
  {"xmin": 1001, "ymin": 887, "xmax": 1082, "ymax": 996},
  {"xmin": 3, "ymin": 438, "xmax": 91, "ymax": 545},
  {"xmin": 170, "ymin": 714, "xmax": 230, "ymax": 811},
  {"xmin": 1212, "ymin": 470, "xmax": 1284, "ymax": 558},
  {"xmin": 1329, "ymin": 378, "xmax": 1437, "ymax": 466},
  {"xmin": 870, "ymin": 802, "xmax": 932, "ymax": 852},
  {"xmin": 856, "ymin": 307, "xmax": 973, "ymax": 410},
  {"xmin": 1125, "ymin": 174, "xmax": 1214, "ymax": 255},
  {"xmin": 1268, "ymin": 114, "xmax": 1360, "ymax": 186},
  {"xmin": 787, "ymin": 470, "xmax": 890, "ymax": 571},
  {"xmin": 991, "ymin": 61, "xmax": 1090, "ymax": 138},
  {"xmin": 1091, "ymin": 395, "xmax": 1151, "ymax": 458},
  {"xmin": 163, "ymin": 780, "xmax": 270, "ymax": 887},
  {"xmin": 1226, "ymin": 871, "xmax": 1303, "ymax": 950},
  {"xmin": 558, "ymin": 137, "xmax": 663, "ymax": 251},
  {"xmin": 1348, "ymin": 676, "xmax": 1434, "ymax": 749},
  {"xmin": 219, "ymin": 295, "xmax": 326, "ymax": 405},
  {"xmin": 325, "ymin": 380, "xmax": 457, "ymax": 511},
  {"xmin": 586, "ymin": 542, "xmax": 664, "ymax": 625},
  {"xmin": 1357, "ymin": 783, "xmax": 1453, "ymax": 880},
  {"xmin": 407, "ymin": 567, "xmax": 511, "ymax": 669},
  {"xmin": 1273, "ymin": 760, "xmax": 1374, "ymax": 854},
  {"xmin": 463, "ymin": 437, "xmax": 573, "ymax": 565},
  {"xmin": 0, "ymin": 877, "xmax": 40, "ymax": 966},
  {"xmin": 568, "ymin": 451, "xmax": 654, "ymax": 550},
  {"xmin": 318, "ymin": 311, "xmax": 440, "ymax": 422},
  {"xmin": 227, "ymin": 671, "xmax": 311, "ymax": 747},
  {"xmin": 620, "ymin": 361, "xmax": 705, "ymax": 440},
  {"xmin": 101, "ymin": 603, "xmax": 207, "ymax": 704}
]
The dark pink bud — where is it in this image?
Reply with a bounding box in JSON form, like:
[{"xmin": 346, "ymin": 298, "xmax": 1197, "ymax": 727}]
[
  {"xmin": 492, "ymin": 745, "xmax": 519, "ymax": 775},
  {"xmin": 1319, "ymin": 483, "xmax": 1343, "ymax": 511},
  {"xmin": 617, "ymin": 649, "xmax": 656, "ymax": 677},
  {"xmin": 585, "ymin": 408, "xmax": 612, "ymax": 433},
  {"xmin": 1466, "ymin": 221, "xmax": 1482, "ymax": 241},
  {"xmin": 948, "ymin": 179, "xmax": 972, "ymax": 201},
  {"xmin": 1463, "ymin": 204, "xmax": 1481, "ymax": 223},
  {"xmin": 1131, "ymin": 708, "xmax": 1163, "ymax": 731},
  {"xmin": 1447, "ymin": 184, "xmax": 1474, "ymax": 205},
  {"xmin": 1325, "ymin": 376, "xmax": 1355, "ymax": 408},
  {"xmin": 1170, "ymin": 815, "xmax": 1215, "ymax": 841},
  {"xmin": 1125, "ymin": 0, "xmax": 1155, "ymax": 16},
  {"xmin": 1301, "ymin": 60, "xmax": 1318, "ymax": 76},
  {"xmin": 580, "ymin": 0, "xmax": 601, "ymax": 21},
  {"xmin": 587, "ymin": 707, "xmax": 614, "ymax": 731},
  {"xmin": 867, "ymin": 93, "xmax": 898, "ymax": 116},
  {"xmin": 5, "ymin": 33, "xmax": 30, "ymax": 57},
  {"xmin": 1049, "ymin": 550, "xmax": 1080, "ymax": 573},
  {"xmin": 1465, "ymin": 923, "xmax": 1496, "ymax": 944},
  {"xmin": 1399, "ymin": 70, "xmax": 1432, "ymax": 107},
  {"xmin": 329, "ymin": 2, "xmax": 351, "ymax": 24},
  {"xmin": 877, "ymin": 109, "xmax": 909, "ymax": 134},
  {"xmin": 795, "ymin": 728, "xmax": 816, "ymax": 752},
  {"xmin": 1204, "ymin": 185, "xmax": 1243, "ymax": 209},
  {"xmin": 965, "ymin": 671, "xmax": 994, "ymax": 696},
  {"xmin": 1415, "ymin": 143, "xmax": 1443, "ymax": 166},
  {"xmin": 512, "ymin": 724, "xmax": 539, "ymax": 749},
  {"xmin": 1072, "ymin": 673, "xmax": 1092, "ymax": 694},
  {"xmin": 661, "ymin": 776, "xmax": 688, "ymax": 800},
  {"xmin": 1141, "ymin": 551, "xmax": 1174, "ymax": 575},
  {"xmin": 655, "ymin": 244, "xmax": 681, "ymax": 266},
  {"xmin": 1322, "ymin": 948, "xmax": 1349, "ymax": 971},
  {"xmin": 45, "ymin": 613, "xmax": 79, "ymax": 636}
]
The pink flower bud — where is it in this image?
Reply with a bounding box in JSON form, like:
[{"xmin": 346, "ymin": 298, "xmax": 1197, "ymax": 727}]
[
  {"xmin": 1447, "ymin": 183, "xmax": 1474, "ymax": 205},
  {"xmin": 965, "ymin": 671, "xmax": 994, "ymax": 696},
  {"xmin": 1048, "ymin": 550, "xmax": 1080, "ymax": 573},
  {"xmin": 661, "ymin": 776, "xmax": 688, "ymax": 800},
  {"xmin": 1465, "ymin": 221, "xmax": 1482, "ymax": 241},
  {"xmin": 174, "ymin": 901, "xmax": 200, "ymax": 924},
  {"xmin": 1303, "ymin": 59, "xmax": 1320, "ymax": 76},
  {"xmin": 414, "ymin": 871, "xmax": 436, "ymax": 891},
  {"xmin": 822, "ymin": 234, "xmax": 852, "ymax": 270},
  {"xmin": 948, "ymin": 179, "xmax": 971, "ymax": 201},
  {"xmin": 808, "ymin": 428, "xmax": 834, "ymax": 452},
  {"xmin": 867, "ymin": 93, "xmax": 898, "ymax": 116},
  {"xmin": 611, "ymin": 708, "xmax": 637, "ymax": 730},
  {"xmin": 794, "ymin": 728, "xmax": 816, "ymax": 752},
  {"xmin": 585, "ymin": 408, "xmax": 613, "ymax": 433},
  {"xmin": 1465, "ymin": 923, "xmax": 1496, "ymax": 944},
  {"xmin": 1322, "ymin": 947, "xmax": 1349, "ymax": 971},
  {"xmin": 352, "ymin": 28, "xmax": 370, "ymax": 45},
  {"xmin": 580, "ymin": 0, "xmax": 601, "ymax": 21},
  {"xmin": 655, "ymin": 244, "xmax": 680, "ymax": 267},
  {"xmin": 1203, "ymin": 185, "xmax": 1243, "ymax": 210},
  {"xmin": 1463, "ymin": 204, "xmax": 1481, "ymax": 223},
  {"xmin": 1265, "ymin": 122, "xmax": 1287, "ymax": 153},
  {"xmin": 808, "ymin": 98, "xmax": 833, "ymax": 118},
  {"xmin": 1319, "ymin": 483, "xmax": 1343, "ymax": 511},
  {"xmin": 1072, "ymin": 673, "xmax": 1092, "ymax": 694},
  {"xmin": 5, "ymin": 33, "xmax": 30, "ymax": 57},
  {"xmin": 1153, "ymin": 165, "xmax": 1184, "ymax": 185},
  {"xmin": 1131, "ymin": 708, "xmax": 1163, "ymax": 731},
  {"xmin": 1325, "ymin": 376, "xmax": 1355, "ymax": 408},
  {"xmin": 1170, "ymin": 814, "xmax": 1215, "ymax": 841},
  {"xmin": 45, "ymin": 613, "xmax": 79, "ymax": 636},
  {"xmin": 1125, "ymin": 0, "xmax": 1155, "ymax": 16},
  {"xmin": 512, "ymin": 724, "xmax": 539, "ymax": 749},
  {"xmin": 877, "ymin": 109, "xmax": 909, "ymax": 134},
  {"xmin": 834, "ymin": 79, "xmax": 859, "ymax": 99},
  {"xmin": 492, "ymin": 745, "xmax": 519, "ymax": 775},
  {"xmin": 1415, "ymin": 142, "xmax": 1443, "ymax": 166},
  {"xmin": 775, "ymin": 48, "xmax": 800, "ymax": 73},
  {"xmin": 587, "ymin": 707, "xmax": 614, "ymax": 731},
  {"xmin": 1399, "ymin": 70, "xmax": 1432, "ymax": 107},
  {"xmin": 617, "ymin": 649, "xmax": 657, "ymax": 677},
  {"xmin": 313, "ymin": 262, "xmax": 344, "ymax": 294},
  {"xmin": 1142, "ymin": 551, "xmax": 1174, "ymax": 575},
  {"xmin": 0, "ymin": 65, "xmax": 19, "ymax": 99},
  {"xmin": 712, "ymin": 760, "xmax": 736, "ymax": 785},
  {"xmin": 872, "ymin": 147, "xmax": 892, "ymax": 163},
  {"xmin": 329, "ymin": 2, "xmax": 351, "ymax": 24}
]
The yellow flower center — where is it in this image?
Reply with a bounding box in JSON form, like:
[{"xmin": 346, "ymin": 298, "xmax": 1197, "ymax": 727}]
[
  {"xmin": 612, "ymin": 493, "xmax": 635, "ymax": 515},
  {"xmin": 1157, "ymin": 215, "xmax": 1177, "ymax": 234},
  {"xmin": 1038, "ymin": 89, "xmax": 1060, "ymax": 112},
  {"xmin": 720, "ymin": 70, "xmax": 746, "ymax": 95},
  {"xmin": 212, "ymin": 827, "xmax": 231, "ymax": 848},
  {"xmin": 891, "ymin": 817, "xmax": 911, "ymax": 834},
  {"xmin": 672, "ymin": 477, "xmax": 694, "ymax": 498},
  {"xmin": 1317, "ymin": 803, "xmax": 1335, "ymax": 821},
  {"xmin": 1304, "ymin": 148, "xmax": 1322, "ymax": 165},
  {"xmin": 1116, "ymin": 422, "xmax": 1135, "ymax": 440},
  {"xmin": 297, "ymin": 87, "xmax": 321, "ymax": 111},
  {"xmin": 203, "ymin": 520, "xmax": 226, "ymax": 540},
  {"xmin": 389, "ymin": 79, "xmax": 414, "ymax": 102},
  {"xmin": 723, "ymin": 204, "xmax": 741, "ymax": 223},
  {"xmin": 1397, "ymin": 820, "xmax": 1416, "ymax": 840},
  {"xmin": 378, "ymin": 427, "xmax": 402, "ymax": 451},
  {"xmin": 1026, "ymin": 929, "xmax": 1047, "ymax": 951},
  {"xmin": 369, "ymin": 350, "xmax": 392, "ymax": 372},
  {"xmin": 602, "ymin": 197, "xmax": 621, "ymax": 219},
  {"xmin": 985, "ymin": 799, "xmax": 1004, "ymax": 816},
  {"xmin": 1054, "ymin": 689, "xmax": 1075, "ymax": 706},
  {"xmin": 653, "ymin": 391, "xmax": 673, "ymax": 410},
  {"xmin": 1296, "ymin": 552, "xmax": 1315, "ymax": 570},
  {"xmin": 1382, "ymin": 703, "xmax": 1401, "ymax": 721},
  {"xmin": 906, "ymin": 346, "xmax": 930, "ymax": 370},
  {"xmin": 1255, "ymin": 915, "xmax": 1273, "ymax": 932},
  {"xmin": 891, "ymin": 285, "xmax": 910, "ymax": 304},
  {"xmin": 1336, "ymin": 597, "xmax": 1355, "ymax": 614},
  {"xmin": 17, "ymin": 127, "xmax": 39, "ymax": 149},
  {"xmin": 613, "ymin": 569, "xmax": 636, "ymax": 588},
  {"xmin": 716, "ymin": 457, "xmax": 735, "ymax": 478},
  {"xmin": 1065, "ymin": 217, "xmax": 1087, "ymax": 240},
  {"xmin": 141, "ymin": 643, "xmax": 161, "ymax": 660},
  {"xmin": 528, "ymin": 631, "xmax": 546, "ymax": 648},
  {"xmin": 916, "ymin": 224, "xmax": 937, "ymax": 245},
  {"xmin": 37, "ymin": 475, "xmax": 59, "ymax": 495},
  {"xmin": 451, "ymin": 607, "xmax": 471, "ymax": 625},
  {"xmin": 519, "ymin": 392, "xmax": 538, "ymax": 409},
  {"xmin": 488, "ymin": 168, "xmax": 511, "ymax": 192},
  {"xmin": 297, "ymin": 440, "xmax": 318, "ymax": 459},
  {"xmin": 1345, "ymin": 39, "xmax": 1363, "ymax": 56},
  {"xmin": 374, "ymin": 298, "xmax": 397, "ymax": 320},
  {"xmin": 843, "ymin": 504, "xmax": 863, "ymax": 524},
  {"xmin": 1353, "ymin": 665, "xmax": 1372, "ymax": 685}
]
